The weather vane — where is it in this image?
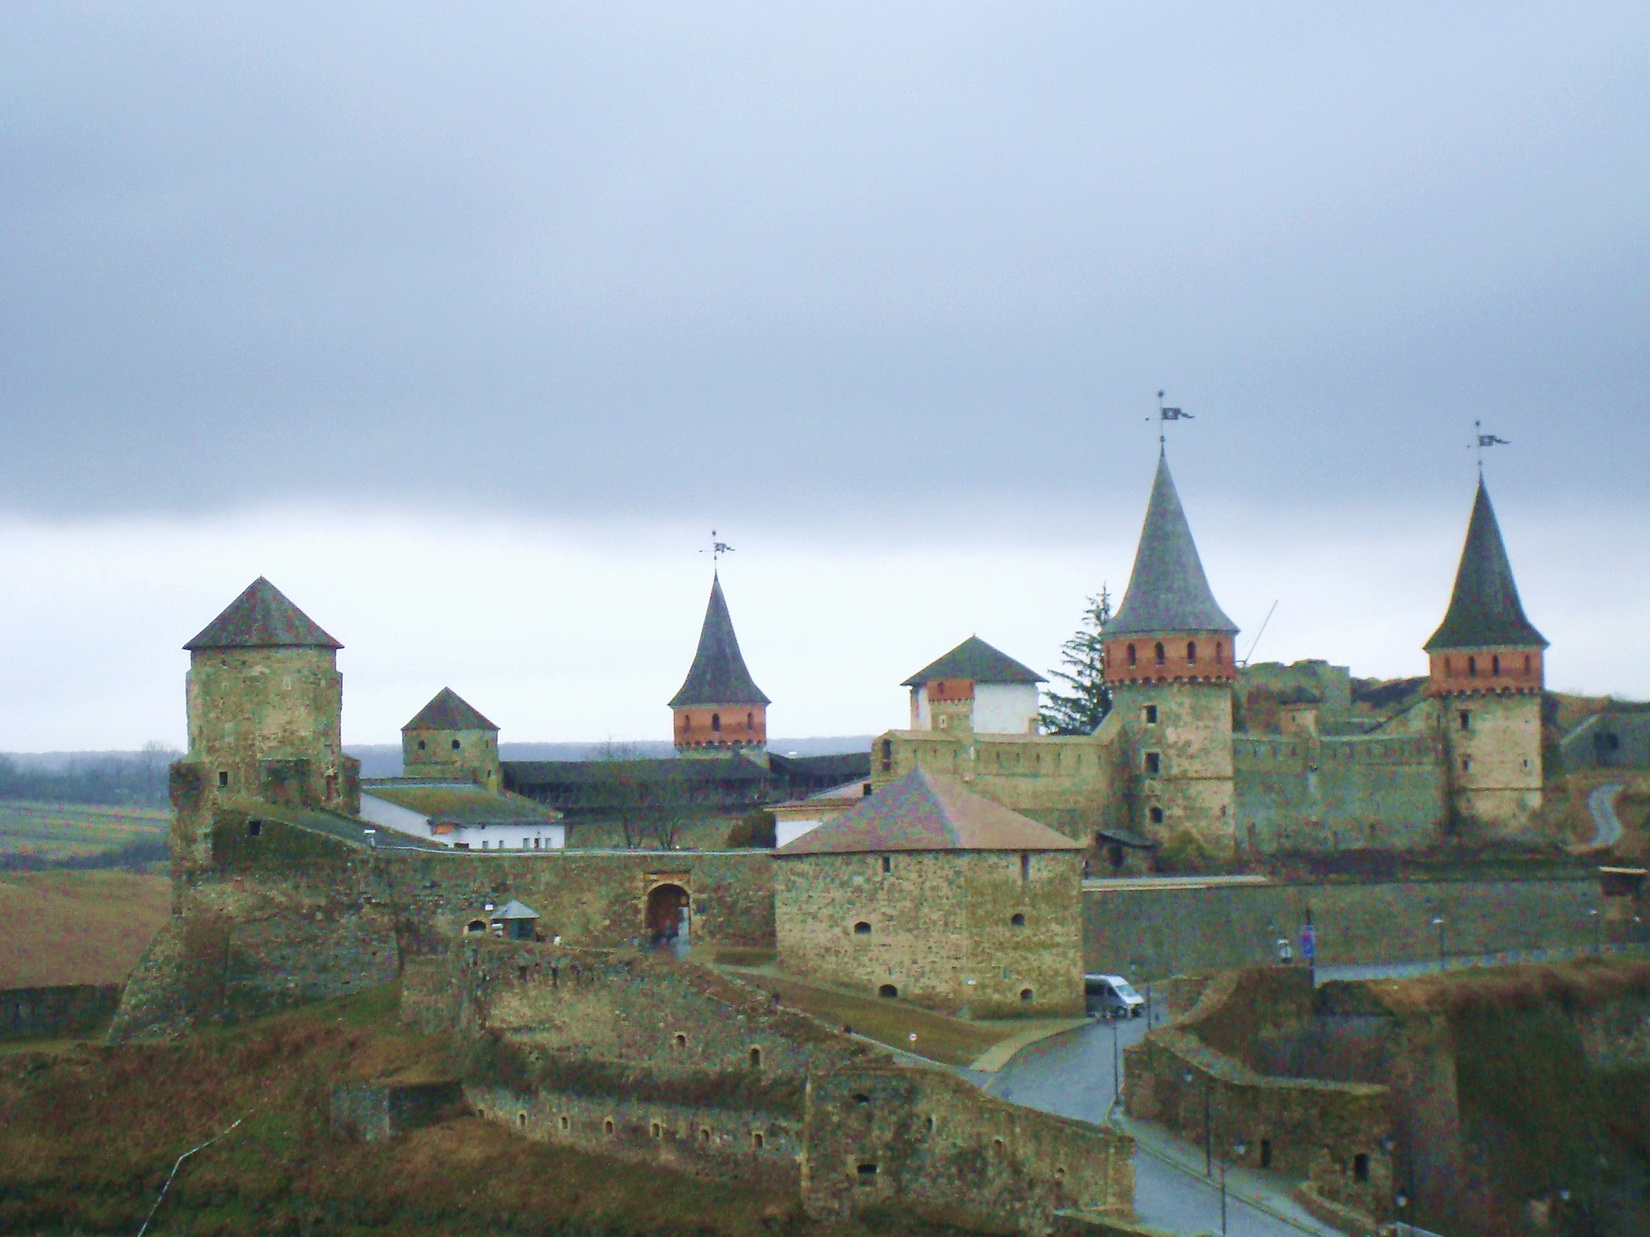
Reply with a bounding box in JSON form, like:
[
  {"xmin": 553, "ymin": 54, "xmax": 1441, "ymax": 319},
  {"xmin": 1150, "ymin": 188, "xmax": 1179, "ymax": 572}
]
[
  {"xmin": 702, "ymin": 530, "xmax": 734, "ymax": 570},
  {"xmin": 1150, "ymin": 390, "xmax": 1194, "ymax": 448},
  {"xmin": 1472, "ymin": 420, "xmax": 1510, "ymax": 472}
]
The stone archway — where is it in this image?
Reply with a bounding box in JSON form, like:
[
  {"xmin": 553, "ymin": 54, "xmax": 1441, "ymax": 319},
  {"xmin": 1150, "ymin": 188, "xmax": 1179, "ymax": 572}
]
[{"xmin": 646, "ymin": 883, "xmax": 690, "ymax": 944}]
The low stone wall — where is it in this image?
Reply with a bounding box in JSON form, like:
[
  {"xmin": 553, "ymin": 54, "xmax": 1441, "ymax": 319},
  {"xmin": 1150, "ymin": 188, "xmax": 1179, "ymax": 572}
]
[
  {"xmin": 1086, "ymin": 875, "xmax": 1602, "ymax": 980},
  {"xmin": 331, "ymin": 1080, "xmax": 465, "ymax": 1142},
  {"xmin": 0, "ymin": 984, "xmax": 122, "ymax": 1040},
  {"xmin": 803, "ymin": 1063, "xmax": 1133, "ymax": 1232}
]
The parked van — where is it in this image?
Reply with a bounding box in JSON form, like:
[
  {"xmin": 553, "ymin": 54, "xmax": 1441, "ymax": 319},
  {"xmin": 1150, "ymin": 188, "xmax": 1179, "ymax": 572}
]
[{"xmin": 1084, "ymin": 973, "xmax": 1145, "ymax": 1019}]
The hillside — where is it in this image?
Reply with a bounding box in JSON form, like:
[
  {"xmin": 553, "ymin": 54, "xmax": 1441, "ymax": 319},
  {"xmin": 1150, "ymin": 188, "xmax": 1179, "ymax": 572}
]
[
  {"xmin": 0, "ymin": 870, "xmax": 171, "ymax": 987},
  {"xmin": 0, "ymin": 800, "xmax": 169, "ymax": 867},
  {"xmin": 0, "ymin": 985, "xmax": 1005, "ymax": 1237}
]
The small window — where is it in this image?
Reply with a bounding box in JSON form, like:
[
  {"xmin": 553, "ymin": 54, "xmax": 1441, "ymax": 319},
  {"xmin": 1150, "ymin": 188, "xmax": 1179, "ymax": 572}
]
[
  {"xmin": 1491, "ymin": 654, "xmax": 1501, "ymax": 676},
  {"xmin": 218, "ymin": 771, "xmax": 229, "ymax": 788},
  {"xmin": 674, "ymin": 1032, "xmax": 687, "ymax": 1049},
  {"xmin": 1149, "ymin": 806, "xmax": 1164, "ymax": 824},
  {"xmin": 451, "ymin": 738, "xmax": 461, "ymax": 750},
  {"xmin": 712, "ymin": 713, "xmax": 721, "ymax": 732},
  {"xmin": 1019, "ymin": 987, "xmax": 1034, "ymax": 1002},
  {"xmin": 1146, "ymin": 752, "xmax": 1161, "ymax": 777},
  {"xmin": 878, "ymin": 984, "xmax": 898, "ymax": 999},
  {"xmin": 1187, "ymin": 641, "xmax": 1197, "ymax": 664},
  {"xmin": 1127, "ymin": 643, "xmax": 1137, "ymax": 667},
  {"xmin": 1260, "ymin": 1139, "xmax": 1272, "ymax": 1168},
  {"xmin": 1467, "ymin": 656, "xmax": 1477, "ymax": 678},
  {"xmin": 417, "ymin": 739, "xmax": 427, "ymax": 751},
  {"xmin": 1154, "ymin": 641, "xmax": 1166, "ymax": 666},
  {"xmin": 560, "ymin": 1115, "xmax": 570, "ymax": 1131},
  {"xmin": 749, "ymin": 1046, "xmax": 762, "ymax": 1069},
  {"xmin": 880, "ymin": 738, "xmax": 893, "ymax": 773},
  {"xmin": 1010, "ymin": 913, "xmax": 1026, "ymax": 927},
  {"xmin": 1462, "ymin": 757, "xmax": 1472, "ymax": 772},
  {"xmin": 1215, "ymin": 641, "xmax": 1224, "ymax": 664},
  {"xmin": 247, "ymin": 819, "xmax": 262, "ymax": 837},
  {"xmin": 992, "ymin": 1137, "xmax": 1006, "ymax": 1156},
  {"xmin": 1020, "ymin": 853, "xmax": 1031, "ymax": 881},
  {"xmin": 746, "ymin": 712, "xmax": 753, "ymax": 729},
  {"xmin": 1445, "ymin": 656, "xmax": 1453, "ymax": 676},
  {"xmin": 699, "ymin": 1128, "xmax": 711, "ymax": 1144},
  {"xmin": 853, "ymin": 921, "xmax": 872, "ymax": 936},
  {"xmin": 852, "ymin": 1093, "xmax": 870, "ymax": 1106},
  {"xmin": 1353, "ymin": 1153, "xmax": 1370, "ymax": 1183},
  {"xmin": 881, "ymin": 855, "xmax": 891, "ymax": 875},
  {"xmin": 857, "ymin": 1163, "xmax": 879, "ymax": 1180},
  {"xmin": 604, "ymin": 1119, "xmax": 615, "ymax": 1137},
  {"xmin": 1459, "ymin": 710, "xmax": 1471, "ymax": 732},
  {"xmin": 1524, "ymin": 654, "xmax": 1533, "ymax": 674},
  {"xmin": 1143, "ymin": 705, "xmax": 1158, "ymax": 724},
  {"xmin": 518, "ymin": 1112, "xmax": 527, "ymax": 1130},
  {"xmin": 752, "ymin": 1131, "xmax": 765, "ymax": 1149}
]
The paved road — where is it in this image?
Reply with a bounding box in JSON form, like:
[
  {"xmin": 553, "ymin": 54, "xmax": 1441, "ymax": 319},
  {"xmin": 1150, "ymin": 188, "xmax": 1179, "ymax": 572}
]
[
  {"xmin": 981, "ymin": 1017, "xmax": 1341, "ymax": 1237},
  {"xmin": 1587, "ymin": 782, "xmax": 1625, "ymax": 849}
]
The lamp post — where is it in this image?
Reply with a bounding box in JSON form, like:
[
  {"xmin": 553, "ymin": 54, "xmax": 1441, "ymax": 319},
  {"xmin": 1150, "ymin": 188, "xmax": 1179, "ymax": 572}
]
[
  {"xmin": 1222, "ymin": 1138, "xmax": 1247, "ymax": 1236},
  {"xmin": 1111, "ymin": 1015, "xmax": 1121, "ymax": 1105},
  {"xmin": 1431, "ymin": 916, "xmax": 1446, "ymax": 971},
  {"xmin": 1183, "ymin": 1070, "xmax": 1212, "ymax": 1177}
]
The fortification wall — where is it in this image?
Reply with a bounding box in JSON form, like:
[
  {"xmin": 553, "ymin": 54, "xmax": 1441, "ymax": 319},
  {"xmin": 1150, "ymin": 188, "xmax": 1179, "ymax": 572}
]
[
  {"xmin": 0, "ymin": 984, "xmax": 123, "ymax": 1040},
  {"xmin": 773, "ymin": 850, "xmax": 1083, "ymax": 1017},
  {"xmin": 111, "ymin": 807, "xmax": 776, "ymax": 1041},
  {"xmin": 1084, "ymin": 875, "xmax": 1602, "ymax": 980},
  {"xmin": 1233, "ymin": 733, "xmax": 1447, "ymax": 852}
]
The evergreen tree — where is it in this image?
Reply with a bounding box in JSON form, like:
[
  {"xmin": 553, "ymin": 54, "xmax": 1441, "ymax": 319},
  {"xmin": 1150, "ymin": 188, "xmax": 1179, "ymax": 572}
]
[{"xmin": 1040, "ymin": 587, "xmax": 1113, "ymax": 735}]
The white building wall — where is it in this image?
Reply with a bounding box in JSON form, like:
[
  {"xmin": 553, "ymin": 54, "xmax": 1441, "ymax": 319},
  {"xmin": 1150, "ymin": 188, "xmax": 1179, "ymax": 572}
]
[
  {"xmin": 358, "ymin": 794, "xmax": 565, "ymax": 851},
  {"xmin": 973, "ymin": 683, "xmax": 1040, "ymax": 734},
  {"xmin": 776, "ymin": 817, "xmax": 824, "ymax": 848},
  {"xmin": 359, "ymin": 793, "xmax": 433, "ymax": 840}
]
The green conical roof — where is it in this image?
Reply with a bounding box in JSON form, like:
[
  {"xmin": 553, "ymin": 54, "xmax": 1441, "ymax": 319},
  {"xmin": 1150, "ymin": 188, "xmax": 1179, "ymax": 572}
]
[
  {"xmin": 185, "ymin": 577, "xmax": 341, "ymax": 651},
  {"xmin": 404, "ymin": 687, "xmax": 498, "ymax": 732},
  {"xmin": 668, "ymin": 575, "xmax": 770, "ymax": 707},
  {"xmin": 1108, "ymin": 452, "xmax": 1237, "ymax": 637},
  {"xmin": 1425, "ymin": 479, "xmax": 1547, "ymax": 651}
]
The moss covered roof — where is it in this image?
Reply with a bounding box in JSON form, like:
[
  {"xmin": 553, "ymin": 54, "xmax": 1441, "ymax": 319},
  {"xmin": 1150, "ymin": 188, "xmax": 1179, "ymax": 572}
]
[
  {"xmin": 185, "ymin": 577, "xmax": 342, "ymax": 651},
  {"xmin": 362, "ymin": 782, "xmax": 561, "ymax": 826}
]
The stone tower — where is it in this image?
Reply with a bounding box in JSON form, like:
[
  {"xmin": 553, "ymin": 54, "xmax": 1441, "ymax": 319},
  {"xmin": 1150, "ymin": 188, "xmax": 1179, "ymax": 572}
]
[
  {"xmin": 1425, "ymin": 478, "xmax": 1547, "ymax": 835},
  {"xmin": 173, "ymin": 577, "xmax": 359, "ymax": 865},
  {"xmin": 1102, "ymin": 450, "xmax": 1239, "ymax": 859},
  {"xmin": 402, "ymin": 687, "xmax": 503, "ymax": 791},
  {"xmin": 670, "ymin": 573, "xmax": 770, "ymax": 758}
]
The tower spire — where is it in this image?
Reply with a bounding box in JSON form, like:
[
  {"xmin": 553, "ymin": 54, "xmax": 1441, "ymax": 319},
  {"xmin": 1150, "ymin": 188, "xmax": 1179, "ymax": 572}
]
[
  {"xmin": 1107, "ymin": 452, "xmax": 1236, "ymax": 639},
  {"xmin": 670, "ymin": 574, "xmax": 769, "ymax": 754},
  {"xmin": 1425, "ymin": 478, "xmax": 1546, "ymax": 653}
]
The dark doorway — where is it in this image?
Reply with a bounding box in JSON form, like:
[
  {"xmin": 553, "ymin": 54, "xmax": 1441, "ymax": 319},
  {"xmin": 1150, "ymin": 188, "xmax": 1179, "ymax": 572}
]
[{"xmin": 647, "ymin": 884, "xmax": 690, "ymax": 943}]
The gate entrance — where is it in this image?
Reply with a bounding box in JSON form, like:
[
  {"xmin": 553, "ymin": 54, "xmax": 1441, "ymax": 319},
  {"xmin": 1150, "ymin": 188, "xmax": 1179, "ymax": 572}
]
[{"xmin": 646, "ymin": 883, "xmax": 690, "ymax": 944}]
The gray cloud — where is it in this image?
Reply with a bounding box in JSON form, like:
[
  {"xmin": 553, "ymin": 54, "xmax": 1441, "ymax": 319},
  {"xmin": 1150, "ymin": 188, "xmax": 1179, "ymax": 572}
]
[{"xmin": 1, "ymin": 2, "xmax": 1646, "ymax": 521}]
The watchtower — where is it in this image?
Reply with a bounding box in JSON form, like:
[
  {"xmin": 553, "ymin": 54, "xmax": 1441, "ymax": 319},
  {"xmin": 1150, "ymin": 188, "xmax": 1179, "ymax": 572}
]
[
  {"xmin": 402, "ymin": 687, "xmax": 503, "ymax": 792},
  {"xmin": 1102, "ymin": 451, "xmax": 1239, "ymax": 859},
  {"xmin": 1425, "ymin": 479, "xmax": 1547, "ymax": 834},
  {"xmin": 670, "ymin": 573, "xmax": 770, "ymax": 758},
  {"xmin": 173, "ymin": 577, "xmax": 358, "ymax": 863}
]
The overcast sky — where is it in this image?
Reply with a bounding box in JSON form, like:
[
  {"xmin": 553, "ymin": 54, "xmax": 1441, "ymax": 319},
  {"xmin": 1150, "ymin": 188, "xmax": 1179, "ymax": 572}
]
[{"xmin": 2, "ymin": 4, "xmax": 1646, "ymax": 749}]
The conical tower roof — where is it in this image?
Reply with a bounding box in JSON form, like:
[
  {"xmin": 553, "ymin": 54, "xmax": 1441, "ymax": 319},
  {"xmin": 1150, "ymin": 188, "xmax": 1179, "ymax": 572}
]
[
  {"xmin": 184, "ymin": 577, "xmax": 342, "ymax": 650},
  {"xmin": 403, "ymin": 687, "xmax": 498, "ymax": 732},
  {"xmin": 1425, "ymin": 479, "xmax": 1547, "ymax": 651},
  {"xmin": 668, "ymin": 575, "xmax": 770, "ymax": 707},
  {"xmin": 1107, "ymin": 452, "xmax": 1237, "ymax": 637}
]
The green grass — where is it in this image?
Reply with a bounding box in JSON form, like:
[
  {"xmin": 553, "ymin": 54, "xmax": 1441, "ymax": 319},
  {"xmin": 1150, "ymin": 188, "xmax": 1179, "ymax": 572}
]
[{"xmin": 0, "ymin": 799, "xmax": 169, "ymax": 863}]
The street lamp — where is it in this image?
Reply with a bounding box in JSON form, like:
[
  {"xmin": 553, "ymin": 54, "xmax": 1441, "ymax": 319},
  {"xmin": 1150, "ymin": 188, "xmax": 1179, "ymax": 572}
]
[
  {"xmin": 1430, "ymin": 916, "xmax": 1446, "ymax": 970},
  {"xmin": 1183, "ymin": 1070, "xmax": 1213, "ymax": 1177},
  {"xmin": 1222, "ymin": 1138, "xmax": 1247, "ymax": 1236}
]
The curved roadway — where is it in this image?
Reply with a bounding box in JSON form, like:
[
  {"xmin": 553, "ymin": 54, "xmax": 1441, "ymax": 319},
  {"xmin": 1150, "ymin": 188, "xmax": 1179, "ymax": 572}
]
[{"xmin": 1586, "ymin": 782, "xmax": 1625, "ymax": 850}]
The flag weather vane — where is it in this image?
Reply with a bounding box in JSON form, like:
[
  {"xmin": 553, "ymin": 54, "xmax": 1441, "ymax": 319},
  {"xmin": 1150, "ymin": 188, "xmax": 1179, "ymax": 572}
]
[
  {"xmin": 1473, "ymin": 420, "xmax": 1511, "ymax": 471},
  {"xmin": 702, "ymin": 530, "xmax": 735, "ymax": 571},
  {"xmin": 1153, "ymin": 391, "xmax": 1194, "ymax": 448}
]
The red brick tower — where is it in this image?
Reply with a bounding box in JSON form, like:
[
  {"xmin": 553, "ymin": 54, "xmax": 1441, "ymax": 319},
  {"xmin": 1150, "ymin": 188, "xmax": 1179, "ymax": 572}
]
[{"xmin": 670, "ymin": 573, "xmax": 770, "ymax": 756}]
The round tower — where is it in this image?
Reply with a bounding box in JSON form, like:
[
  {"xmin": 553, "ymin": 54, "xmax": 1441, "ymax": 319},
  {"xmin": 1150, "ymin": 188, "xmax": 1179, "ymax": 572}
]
[
  {"xmin": 1101, "ymin": 450, "xmax": 1239, "ymax": 861},
  {"xmin": 176, "ymin": 578, "xmax": 357, "ymax": 862},
  {"xmin": 402, "ymin": 687, "xmax": 503, "ymax": 792},
  {"xmin": 669, "ymin": 573, "xmax": 770, "ymax": 757},
  {"xmin": 1425, "ymin": 478, "xmax": 1547, "ymax": 835}
]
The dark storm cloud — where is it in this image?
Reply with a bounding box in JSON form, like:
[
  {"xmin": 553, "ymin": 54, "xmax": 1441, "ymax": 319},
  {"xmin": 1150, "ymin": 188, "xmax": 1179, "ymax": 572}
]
[{"xmin": 1, "ymin": 2, "xmax": 1646, "ymax": 520}]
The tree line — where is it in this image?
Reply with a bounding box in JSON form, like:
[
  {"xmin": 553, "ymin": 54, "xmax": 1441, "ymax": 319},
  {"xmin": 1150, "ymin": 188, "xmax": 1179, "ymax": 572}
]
[{"xmin": 0, "ymin": 743, "xmax": 178, "ymax": 809}]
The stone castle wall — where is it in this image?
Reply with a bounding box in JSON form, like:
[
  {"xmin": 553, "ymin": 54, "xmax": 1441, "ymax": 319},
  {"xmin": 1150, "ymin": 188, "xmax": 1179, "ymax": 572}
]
[
  {"xmin": 774, "ymin": 850, "xmax": 1084, "ymax": 1017},
  {"xmin": 0, "ymin": 984, "xmax": 123, "ymax": 1041}
]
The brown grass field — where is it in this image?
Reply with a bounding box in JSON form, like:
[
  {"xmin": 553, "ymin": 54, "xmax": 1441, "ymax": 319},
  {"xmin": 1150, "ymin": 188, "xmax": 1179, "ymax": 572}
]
[
  {"xmin": 0, "ymin": 870, "xmax": 171, "ymax": 988},
  {"xmin": 0, "ymin": 800, "xmax": 169, "ymax": 862}
]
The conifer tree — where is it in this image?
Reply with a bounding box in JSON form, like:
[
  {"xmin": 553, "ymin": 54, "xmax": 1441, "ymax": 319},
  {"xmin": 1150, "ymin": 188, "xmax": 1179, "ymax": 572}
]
[{"xmin": 1040, "ymin": 587, "xmax": 1113, "ymax": 735}]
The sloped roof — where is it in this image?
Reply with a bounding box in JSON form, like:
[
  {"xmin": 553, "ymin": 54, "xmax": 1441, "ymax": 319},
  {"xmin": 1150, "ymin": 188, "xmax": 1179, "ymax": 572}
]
[
  {"xmin": 1425, "ymin": 479, "xmax": 1548, "ymax": 651},
  {"xmin": 361, "ymin": 782, "xmax": 561, "ymax": 826},
  {"xmin": 776, "ymin": 768, "xmax": 1083, "ymax": 855},
  {"xmin": 1107, "ymin": 452, "xmax": 1237, "ymax": 637},
  {"xmin": 669, "ymin": 574, "xmax": 770, "ymax": 707},
  {"xmin": 490, "ymin": 899, "xmax": 539, "ymax": 920},
  {"xmin": 901, "ymin": 635, "xmax": 1045, "ymax": 687},
  {"xmin": 404, "ymin": 687, "xmax": 498, "ymax": 732},
  {"xmin": 185, "ymin": 577, "xmax": 342, "ymax": 651}
]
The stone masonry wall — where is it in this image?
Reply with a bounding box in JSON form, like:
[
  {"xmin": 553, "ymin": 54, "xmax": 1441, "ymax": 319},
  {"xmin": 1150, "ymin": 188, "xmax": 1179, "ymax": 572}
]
[
  {"xmin": 1084, "ymin": 875, "xmax": 1603, "ymax": 981},
  {"xmin": 774, "ymin": 850, "xmax": 1083, "ymax": 1017},
  {"xmin": 0, "ymin": 984, "xmax": 122, "ymax": 1040},
  {"xmin": 803, "ymin": 1063, "xmax": 1133, "ymax": 1231}
]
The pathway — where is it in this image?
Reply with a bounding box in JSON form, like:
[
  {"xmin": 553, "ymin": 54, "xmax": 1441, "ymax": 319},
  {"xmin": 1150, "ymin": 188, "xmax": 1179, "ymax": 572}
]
[
  {"xmin": 981, "ymin": 1017, "xmax": 1345, "ymax": 1237},
  {"xmin": 1585, "ymin": 782, "xmax": 1625, "ymax": 850}
]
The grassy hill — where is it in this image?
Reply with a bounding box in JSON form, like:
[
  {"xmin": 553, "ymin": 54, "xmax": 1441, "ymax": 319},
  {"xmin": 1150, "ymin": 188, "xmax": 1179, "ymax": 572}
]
[
  {"xmin": 0, "ymin": 985, "xmax": 1002, "ymax": 1237},
  {"xmin": 0, "ymin": 800, "xmax": 169, "ymax": 866},
  {"xmin": 0, "ymin": 870, "xmax": 171, "ymax": 988}
]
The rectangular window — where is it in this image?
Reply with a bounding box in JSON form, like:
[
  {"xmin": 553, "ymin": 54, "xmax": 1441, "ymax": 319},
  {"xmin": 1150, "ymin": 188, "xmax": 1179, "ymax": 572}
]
[
  {"xmin": 1143, "ymin": 705, "xmax": 1158, "ymax": 725},
  {"xmin": 1020, "ymin": 853, "xmax": 1031, "ymax": 881},
  {"xmin": 1145, "ymin": 752, "xmax": 1161, "ymax": 777},
  {"xmin": 1458, "ymin": 710, "xmax": 1471, "ymax": 732}
]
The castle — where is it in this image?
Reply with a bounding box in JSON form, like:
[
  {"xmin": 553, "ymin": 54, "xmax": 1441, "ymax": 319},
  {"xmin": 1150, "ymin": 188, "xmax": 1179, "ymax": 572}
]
[{"xmin": 874, "ymin": 451, "xmax": 1550, "ymax": 870}]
